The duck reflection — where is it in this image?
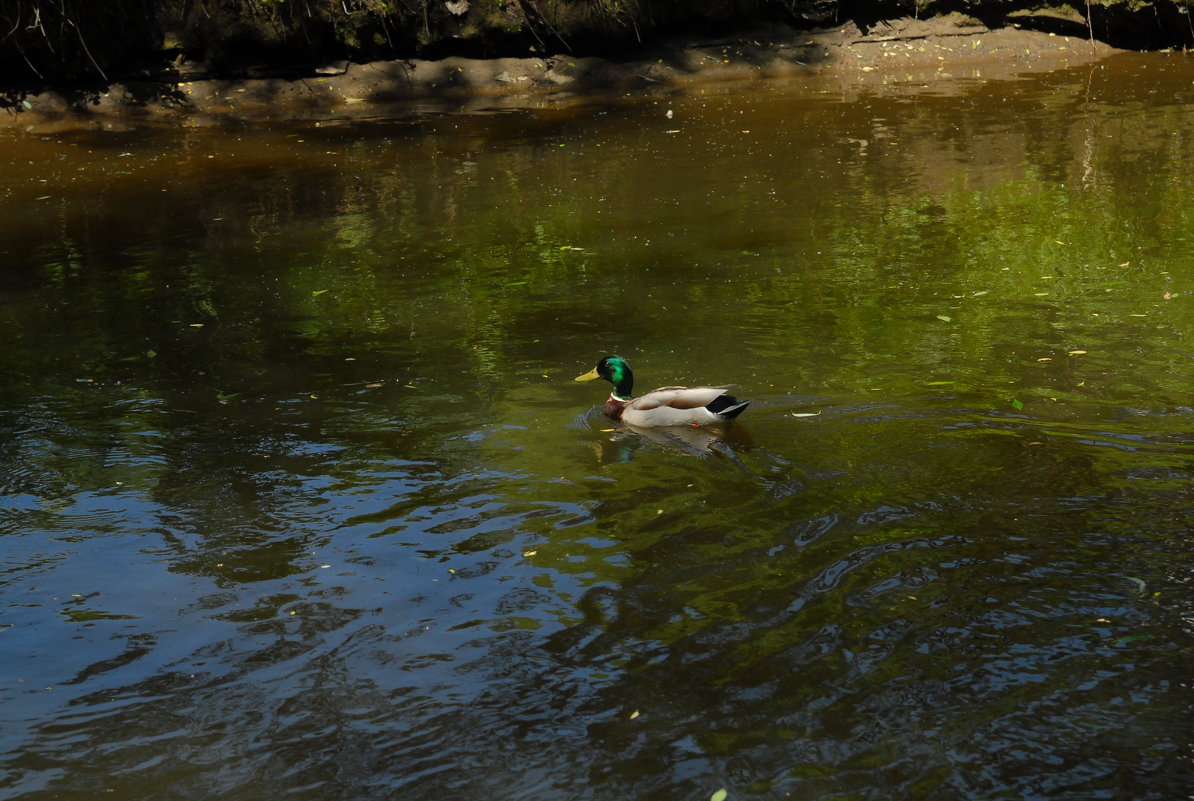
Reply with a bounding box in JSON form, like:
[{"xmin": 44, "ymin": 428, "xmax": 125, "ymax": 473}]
[{"xmin": 588, "ymin": 420, "xmax": 755, "ymax": 463}]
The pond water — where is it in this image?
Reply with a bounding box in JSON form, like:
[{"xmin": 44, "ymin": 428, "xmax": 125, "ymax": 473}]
[{"xmin": 3, "ymin": 51, "xmax": 1194, "ymax": 800}]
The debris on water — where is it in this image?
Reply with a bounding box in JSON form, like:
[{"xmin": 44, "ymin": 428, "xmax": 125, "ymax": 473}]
[{"xmin": 1122, "ymin": 576, "xmax": 1147, "ymax": 595}]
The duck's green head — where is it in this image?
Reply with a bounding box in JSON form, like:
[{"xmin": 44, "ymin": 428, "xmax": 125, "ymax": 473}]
[{"xmin": 575, "ymin": 355, "xmax": 634, "ymax": 399}]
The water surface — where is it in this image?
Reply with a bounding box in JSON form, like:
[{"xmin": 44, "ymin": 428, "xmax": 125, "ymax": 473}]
[{"xmin": 3, "ymin": 52, "xmax": 1194, "ymax": 800}]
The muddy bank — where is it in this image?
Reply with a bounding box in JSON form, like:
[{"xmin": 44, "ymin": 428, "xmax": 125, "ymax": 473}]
[{"xmin": 4, "ymin": 16, "xmax": 1124, "ymax": 131}]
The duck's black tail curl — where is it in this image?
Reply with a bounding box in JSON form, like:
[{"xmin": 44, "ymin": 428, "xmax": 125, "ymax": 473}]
[{"xmin": 707, "ymin": 393, "xmax": 750, "ymax": 420}]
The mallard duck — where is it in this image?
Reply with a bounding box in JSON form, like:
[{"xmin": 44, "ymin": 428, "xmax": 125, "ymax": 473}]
[{"xmin": 575, "ymin": 355, "xmax": 749, "ymax": 427}]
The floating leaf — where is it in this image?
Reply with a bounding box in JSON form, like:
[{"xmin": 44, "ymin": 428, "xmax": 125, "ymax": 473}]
[
  {"xmin": 312, "ymin": 289, "xmax": 329, "ymax": 297},
  {"xmin": 146, "ymin": 349, "xmax": 156, "ymax": 358},
  {"xmin": 936, "ymin": 314, "xmax": 952, "ymax": 322},
  {"xmin": 507, "ymin": 280, "xmax": 527, "ymax": 286},
  {"xmin": 1037, "ymin": 357, "xmax": 1052, "ymax": 362},
  {"xmin": 927, "ymin": 381, "xmax": 955, "ymax": 386},
  {"xmin": 711, "ymin": 790, "xmax": 729, "ymax": 801},
  {"xmin": 1067, "ymin": 350, "xmax": 1087, "ymax": 356},
  {"xmin": 1012, "ymin": 399, "xmax": 1024, "ymax": 410},
  {"xmin": 791, "ymin": 411, "xmax": 822, "ymax": 417},
  {"xmin": 972, "ymin": 290, "xmax": 989, "ymax": 296}
]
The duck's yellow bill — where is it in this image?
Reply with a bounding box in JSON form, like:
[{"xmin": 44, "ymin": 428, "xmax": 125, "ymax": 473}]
[{"xmin": 574, "ymin": 367, "xmax": 600, "ymax": 382}]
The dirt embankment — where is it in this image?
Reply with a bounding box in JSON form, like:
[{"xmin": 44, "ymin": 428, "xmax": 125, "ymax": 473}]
[{"xmin": 3, "ymin": 15, "xmax": 1122, "ymax": 131}]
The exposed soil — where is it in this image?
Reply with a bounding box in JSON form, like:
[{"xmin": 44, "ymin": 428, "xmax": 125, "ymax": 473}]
[{"xmin": 3, "ymin": 15, "xmax": 1121, "ymax": 131}]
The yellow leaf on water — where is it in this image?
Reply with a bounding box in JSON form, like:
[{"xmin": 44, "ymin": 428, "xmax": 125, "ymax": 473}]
[
  {"xmin": 1067, "ymin": 350, "xmax": 1087, "ymax": 355},
  {"xmin": 711, "ymin": 790, "xmax": 729, "ymax": 801},
  {"xmin": 1037, "ymin": 357, "xmax": 1052, "ymax": 362}
]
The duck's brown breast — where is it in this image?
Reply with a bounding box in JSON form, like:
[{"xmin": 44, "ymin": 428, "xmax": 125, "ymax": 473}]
[{"xmin": 603, "ymin": 397, "xmax": 627, "ymax": 421}]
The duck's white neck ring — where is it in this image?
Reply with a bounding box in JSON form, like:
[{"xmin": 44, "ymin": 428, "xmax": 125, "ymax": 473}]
[{"xmin": 609, "ymin": 393, "xmax": 631, "ymax": 402}]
